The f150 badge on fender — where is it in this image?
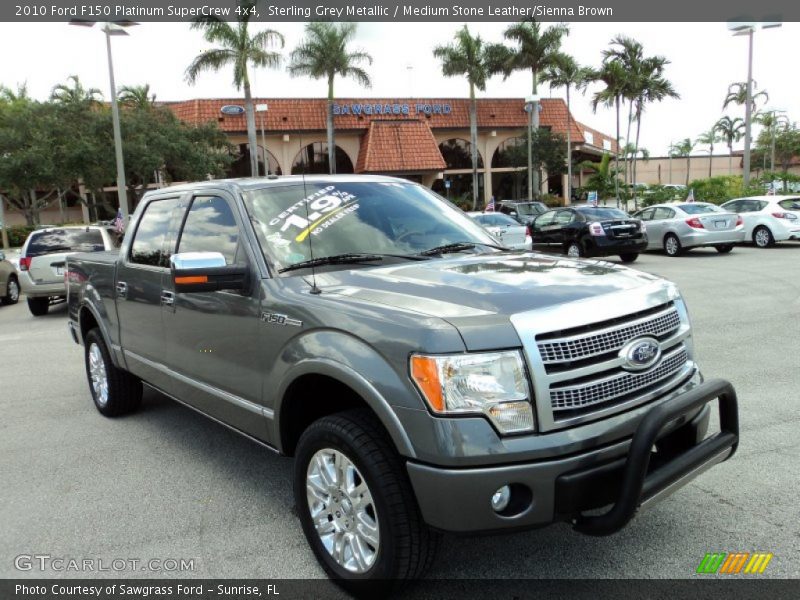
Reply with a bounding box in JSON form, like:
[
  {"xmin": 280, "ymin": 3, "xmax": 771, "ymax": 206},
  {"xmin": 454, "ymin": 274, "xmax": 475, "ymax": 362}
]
[{"xmin": 260, "ymin": 312, "xmax": 302, "ymax": 327}]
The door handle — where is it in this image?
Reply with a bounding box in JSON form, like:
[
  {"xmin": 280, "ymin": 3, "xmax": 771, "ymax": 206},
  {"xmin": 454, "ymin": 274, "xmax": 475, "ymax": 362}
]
[
  {"xmin": 116, "ymin": 281, "xmax": 127, "ymax": 298},
  {"xmin": 160, "ymin": 291, "xmax": 175, "ymax": 306}
]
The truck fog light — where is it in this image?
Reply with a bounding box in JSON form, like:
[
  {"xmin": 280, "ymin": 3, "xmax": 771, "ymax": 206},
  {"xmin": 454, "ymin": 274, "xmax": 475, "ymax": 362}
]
[{"xmin": 491, "ymin": 485, "xmax": 511, "ymax": 512}]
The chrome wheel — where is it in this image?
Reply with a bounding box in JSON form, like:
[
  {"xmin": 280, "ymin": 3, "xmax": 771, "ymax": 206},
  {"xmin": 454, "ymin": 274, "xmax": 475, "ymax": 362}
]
[
  {"xmin": 665, "ymin": 236, "xmax": 679, "ymax": 256},
  {"xmin": 88, "ymin": 343, "xmax": 109, "ymax": 407},
  {"xmin": 754, "ymin": 227, "xmax": 771, "ymax": 248},
  {"xmin": 306, "ymin": 448, "xmax": 380, "ymax": 574},
  {"xmin": 7, "ymin": 279, "xmax": 19, "ymax": 302},
  {"xmin": 567, "ymin": 243, "xmax": 581, "ymax": 258}
]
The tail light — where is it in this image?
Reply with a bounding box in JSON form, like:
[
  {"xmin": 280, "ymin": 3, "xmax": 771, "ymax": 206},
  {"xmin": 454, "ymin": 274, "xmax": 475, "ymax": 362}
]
[
  {"xmin": 589, "ymin": 222, "xmax": 606, "ymax": 236},
  {"xmin": 525, "ymin": 226, "xmax": 532, "ymax": 237},
  {"xmin": 735, "ymin": 215, "xmax": 743, "ymax": 227},
  {"xmin": 686, "ymin": 218, "xmax": 705, "ymax": 229},
  {"xmin": 772, "ymin": 212, "xmax": 797, "ymax": 220},
  {"xmin": 19, "ymin": 256, "xmax": 31, "ymax": 271}
]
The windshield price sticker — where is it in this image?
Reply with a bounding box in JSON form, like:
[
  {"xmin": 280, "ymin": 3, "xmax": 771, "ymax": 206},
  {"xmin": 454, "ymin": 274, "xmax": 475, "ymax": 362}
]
[{"xmin": 268, "ymin": 186, "xmax": 359, "ymax": 242}]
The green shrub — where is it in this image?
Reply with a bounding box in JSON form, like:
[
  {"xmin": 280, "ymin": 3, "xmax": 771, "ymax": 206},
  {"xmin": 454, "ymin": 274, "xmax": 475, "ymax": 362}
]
[
  {"xmin": 540, "ymin": 193, "xmax": 564, "ymax": 207},
  {"xmin": 5, "ymin": 225, "xmax": 35, "ymax": 247},
  {"xmin": 687, "ymin": 175, "xmax": 763, "ymax": 204}
]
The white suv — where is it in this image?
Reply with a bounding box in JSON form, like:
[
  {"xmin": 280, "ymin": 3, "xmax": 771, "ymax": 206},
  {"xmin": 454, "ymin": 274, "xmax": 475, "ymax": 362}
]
[
  {"xmin": 18, "ymin": 226, "xmax": 121, "ymax": 316},
  {"xmin": 720, "ymin": 196, "xmax": 800, "ymax": 248}
]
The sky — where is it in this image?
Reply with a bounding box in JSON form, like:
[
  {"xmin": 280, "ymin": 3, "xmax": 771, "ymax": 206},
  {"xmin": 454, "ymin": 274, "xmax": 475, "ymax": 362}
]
[{"xmin": 0, "ymin": 20, "xmax": 796, "ymax": 156}]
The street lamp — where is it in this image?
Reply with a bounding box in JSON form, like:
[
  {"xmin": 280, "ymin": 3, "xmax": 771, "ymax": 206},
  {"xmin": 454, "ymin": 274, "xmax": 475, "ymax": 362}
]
[
  {"xmin": 524, "ymin": 95, "xmax": 538, "ymax": 199},
  {"xmin": 727, "ymin": 20, "xmax": 781, "ymax": 189},
  {"xmin": 256, "ymin": 103, "xmax": 269, "ymax": 175},
  {"xmin": 70, "ymin": 20, "xmax": 138, "ymax": 222}
]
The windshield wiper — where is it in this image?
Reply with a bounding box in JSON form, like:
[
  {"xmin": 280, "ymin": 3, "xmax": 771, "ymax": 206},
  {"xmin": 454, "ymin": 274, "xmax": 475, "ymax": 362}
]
[
  {"xmin": 278, "ymin": 252, "xmax": 427, "ymax": 274},
  {"xmin": 417, "ymin": 241, "xmax": 508, "ymax": 257}
]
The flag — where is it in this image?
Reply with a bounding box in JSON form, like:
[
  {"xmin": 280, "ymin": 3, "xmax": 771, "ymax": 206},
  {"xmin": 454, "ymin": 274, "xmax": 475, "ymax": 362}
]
[
  {"xmin": 686, "ymin": 188, "xmax": 695, "ymax": 203},
  {"xmin": 587, "ymin": 190, "xmax": 598, "ymax": 207},
  {"xmin": 485, "ymin": 197, "xmax": 496, "ymax": 212},
  {"xmin": 113, "ymin": 208, "xmax": 125, "ymax": 234}
]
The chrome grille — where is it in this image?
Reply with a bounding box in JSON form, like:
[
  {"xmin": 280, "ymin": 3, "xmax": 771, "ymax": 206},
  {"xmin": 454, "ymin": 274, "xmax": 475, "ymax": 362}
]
[
  {"xmin": 550, "ymin": 346, "xmax": 688, "ymax": 412},
  {"xmin": 537, "ymin": 307, "xmax": 680, "ymax": 364}
]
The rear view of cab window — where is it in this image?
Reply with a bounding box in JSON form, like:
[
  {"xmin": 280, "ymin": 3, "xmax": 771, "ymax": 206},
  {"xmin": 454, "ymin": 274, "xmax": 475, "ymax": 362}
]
[{"xmin": 26, "ymin": 229, "xmax": 104, "ymax": 257}]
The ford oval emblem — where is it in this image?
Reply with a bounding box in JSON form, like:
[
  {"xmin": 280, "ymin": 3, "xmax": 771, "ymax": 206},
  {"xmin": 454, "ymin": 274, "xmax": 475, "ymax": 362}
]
[
  {"xmin": 619, "ymin": 336, "xmax": 661, "ymax": 371},
  {"xmin": 220, "ymin": 104, "xmax": 245, "ymax": 116}
]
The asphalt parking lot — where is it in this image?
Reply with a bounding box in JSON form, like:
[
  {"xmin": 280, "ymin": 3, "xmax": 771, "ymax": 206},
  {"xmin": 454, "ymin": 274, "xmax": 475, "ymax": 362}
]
[{"xmin": 1, "ymin": 244, "xmax": 798, "ymax": 582}]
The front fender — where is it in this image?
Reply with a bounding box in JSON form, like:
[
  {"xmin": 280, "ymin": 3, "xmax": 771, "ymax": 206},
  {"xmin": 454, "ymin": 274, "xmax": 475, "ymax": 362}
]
[{"xmin": 270, "ymin": 330, "xmax": 429, "ymax": 458}]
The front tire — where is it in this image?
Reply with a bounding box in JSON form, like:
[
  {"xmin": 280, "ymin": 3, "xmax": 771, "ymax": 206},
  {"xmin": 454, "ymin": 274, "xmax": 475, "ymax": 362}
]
[
  {"xmin": 2, "ymin": 275, "xmax": 19, "ymax": 305},
  {"xmin": 27, "ymin": 296, "xmax": 49, "ymax": 316},
  {"xmin": 753, "ymin": 226, "xmax": 774, "ymax": 248},
  {"xmin": 715, "ymin": 245, "xmax": 734, "ymax": 254},
  {"xmin": 294, "ymin": 409, "xmax": 439, "ymax": 594},
  {"xmin": 84, "ymin": 328, "xmax": 142, "ymax": 417},
  {"xmin": 619, "ymin": 252, "xmax": 639, "ymax": 263},
  {"xmin": 663, "ymin": 234, "xmax": 682, "ymax": 257}
]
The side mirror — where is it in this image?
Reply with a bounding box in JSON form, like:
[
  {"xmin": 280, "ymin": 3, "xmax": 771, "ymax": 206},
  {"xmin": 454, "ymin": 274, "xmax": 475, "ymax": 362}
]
[{"xmin": 170, "ymin": 252, "xmax": 249, "ymax": 293}]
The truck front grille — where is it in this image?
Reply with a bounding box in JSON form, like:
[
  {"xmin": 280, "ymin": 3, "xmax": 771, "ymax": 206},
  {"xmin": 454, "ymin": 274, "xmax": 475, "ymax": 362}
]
[{"xmin": 550, "ymin": 345, "xmax": 688, "ymax": 412}]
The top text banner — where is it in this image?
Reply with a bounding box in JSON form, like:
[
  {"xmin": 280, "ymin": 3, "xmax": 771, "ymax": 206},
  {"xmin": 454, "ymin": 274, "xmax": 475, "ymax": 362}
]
[{"xmin": 5, "ymin": 1, "xmax": 800, "ymax": 22}]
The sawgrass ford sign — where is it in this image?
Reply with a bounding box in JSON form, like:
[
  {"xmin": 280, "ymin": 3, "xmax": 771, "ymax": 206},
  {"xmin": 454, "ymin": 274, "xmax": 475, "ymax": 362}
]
[{"xmin": 333, "ymin": 102, "xmax": 452, "ymax": 116}]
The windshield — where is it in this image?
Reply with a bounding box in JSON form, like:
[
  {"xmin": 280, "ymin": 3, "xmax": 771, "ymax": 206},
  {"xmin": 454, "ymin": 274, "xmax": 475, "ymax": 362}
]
[
  {"xmin": 679, "ymin": 203, "xmax": 722, "ymax": 215},
  {"xmin": 575, "ymin": 207, "xmax": 629, "ymax": 219},
  {"xmin": 514, "ymin": 203, "xmax": 543, "ymax": 216},
  {"xmin": 243, "ymin": 181, "xmax": 497, "ymax": 272}
]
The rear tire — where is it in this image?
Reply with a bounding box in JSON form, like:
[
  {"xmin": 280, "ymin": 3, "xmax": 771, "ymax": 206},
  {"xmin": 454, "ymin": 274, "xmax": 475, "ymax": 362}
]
[
  {"xmin": 753, "ymin": 226, "xmax": 774, "ymax": 248},
  {"xmin": 619, "ymin": 252, "xmax": 639, "ymax": 263},
  {"xmin": 294, "ymin": 409, "xmax": 439, "ymax": 594},
  {"xmin": 565, "ymin": 241, "xmax": 584, "ymax": 258},
  {"xmin": 715, "ymin": 245, "xmax": 734, "ymax": 254},
  {"xmin": 1, "ymin": 275, "xmax": 19, "ymax": 305},
  {"xmin": 27, "ymin": 296, "xmax": 49, "ymax": 316},
  {"xmin": 84, "ymin": 328, "xmax": 142, "ymax": 417},
  {"xmin": 663, "ymin": 234, "xmax": 682, "ymax": 257}
]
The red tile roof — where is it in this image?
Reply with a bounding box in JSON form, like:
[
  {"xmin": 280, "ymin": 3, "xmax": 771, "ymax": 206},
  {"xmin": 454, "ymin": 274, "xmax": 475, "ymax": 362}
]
[
  {"xmin": 164, "ymin": 97, "xmax": 588, "ymax": 141},
  {"xmin": 575, "ymin": 121, "xmax": 619, "ymax": 154},
  {"xmin": 355, "ymin": 120, "xmax": 446, "ymax": 173}
]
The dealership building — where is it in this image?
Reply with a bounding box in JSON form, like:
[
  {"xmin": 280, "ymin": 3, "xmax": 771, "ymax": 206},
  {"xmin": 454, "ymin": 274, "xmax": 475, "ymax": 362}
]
[{"xmin": 168, "ymin": 96, "xmax": 618, "ymax": 205}]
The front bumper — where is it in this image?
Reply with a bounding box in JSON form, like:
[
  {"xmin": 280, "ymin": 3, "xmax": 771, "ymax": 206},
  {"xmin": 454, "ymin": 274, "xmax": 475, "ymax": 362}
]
[{"xmin": 407, "ymin": 378, "xmax": 737, "ymax": 534}]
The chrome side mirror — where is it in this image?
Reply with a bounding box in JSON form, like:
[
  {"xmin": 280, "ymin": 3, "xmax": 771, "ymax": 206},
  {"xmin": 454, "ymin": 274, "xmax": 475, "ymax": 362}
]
[
  {"xmin": 169, "ymin": 252, "xmax": 248, "ymax": 293},
  {"xmin": 170, "ymin": 251, "xmax": 226, "ymax": 271}
]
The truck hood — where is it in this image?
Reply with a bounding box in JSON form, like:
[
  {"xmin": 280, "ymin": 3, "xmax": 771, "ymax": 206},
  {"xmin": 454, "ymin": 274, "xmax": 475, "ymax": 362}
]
[{"xmin": 316, "ymin": 252, "xmax": 664, "ymax": 319}]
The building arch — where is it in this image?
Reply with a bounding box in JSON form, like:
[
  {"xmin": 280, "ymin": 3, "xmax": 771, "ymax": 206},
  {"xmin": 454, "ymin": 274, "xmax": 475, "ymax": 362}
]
[
  {"xmin": 438, "ymin": 138, "xmax": 484, "ymax": 170},
  {"xmin": 227, "ymin": 143, "xmax": 283, "ymax": 177},
  {"xmin": 491, "ymin": 136, "xmax": 528, "ymax": 169},
  {"xmin": 291, "ymin": 142, "xmax": 354, "ymax": 175}
]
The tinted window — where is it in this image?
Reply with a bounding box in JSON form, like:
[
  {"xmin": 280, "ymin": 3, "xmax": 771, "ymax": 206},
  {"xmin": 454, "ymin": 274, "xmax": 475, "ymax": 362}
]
[
  {"xmin": 178, "ymin": 196, "xmax": 240, "ymax": 264},
  {"xmin": 679, "ymin": 203, "xmax": 721, "ymax": 215},
  {"xmin": 534, "ymin": 211, "xmax": 556, "ymax": 227},
  {"xmin": 636, "ymin": 208, "xmax": 655, "ymax": 221},
  {"xmin": 489, "ymin": 214, "xmax": 520, "ymax": 227},
  {"xmin": 778, "ymin": 198, "xmax": 800, "ymax": 210},
  {"xmin": 26, "ymin": 229, "xmax": 104, "ymax": 257},
  {"xmin": 575, "ymin": 207, "xmax": 628, "ymax": 219},
  {"xmin": 555, "ymin": 210, "xmax": 574, "ymax": 225},
  {"xmin": 654, "ymin": 207, "xmax": 676, "ymax": 220},
  {"xmin": 721, "ymin": 201, "xmax": 740, "ymax": 212},
  {"xmin": 129, "ymin": 199, "xmax": 180, "ymax": 267}
]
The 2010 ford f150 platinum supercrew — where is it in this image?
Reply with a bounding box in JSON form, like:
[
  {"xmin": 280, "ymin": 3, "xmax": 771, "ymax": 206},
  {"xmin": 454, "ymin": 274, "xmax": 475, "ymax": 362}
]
[{"xmin": 66, "ymin": 175, "xmax": 739, "ymax": 590}]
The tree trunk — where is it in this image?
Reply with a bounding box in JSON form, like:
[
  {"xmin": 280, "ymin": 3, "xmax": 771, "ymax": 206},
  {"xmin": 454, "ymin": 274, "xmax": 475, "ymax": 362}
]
[
  {"xmin": 614, "ymin": 96, "xmax": 621, "ymax": 208},
  {"xmin": 469, "ymin": 83, "xmax": 480, "ymax": 210},
  {"xmin": 624, "ymin": 99, "xmax": 633, "ymax": 189},
  {"xmin": 531, "ymin": 68, "xmax": 540, "ymax": 197},
  {"xmin": 709, "ymin": 142, "xmax": 714, "ymax": 178},
  {"xmin": 685, "ymin": 157, "xmax": 691, "ymax": 187},
  {"xmin": 728, "ymin": 143, "xmax": 733, "ymax": 175},
  {"xmin": 327, "ymin": 73, "xmax": 336, "ymax": 175},
  {"xmin": 632, "ymin": 102, "xmax": 643, "ymax": 211},
  {"xmin": 0, "ymin": 194, "xmax": 9, "ymax": 250},
  {"xmin": 242, "ymin": 78, "xmax": 259, "ymax": 177},
  {"xmin": 27, "ymin": 190, "xmax": 38, "ymax": 227},
  {"xmin": 565, "ymin": 85, "xmax": 572, "ymax": 202}
]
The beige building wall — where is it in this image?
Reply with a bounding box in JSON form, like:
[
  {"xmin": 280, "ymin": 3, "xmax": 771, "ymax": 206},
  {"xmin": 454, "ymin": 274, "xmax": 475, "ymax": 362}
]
[{"xmin": 629, "ymin": 155, "xmax": 800, "ymax": 186}]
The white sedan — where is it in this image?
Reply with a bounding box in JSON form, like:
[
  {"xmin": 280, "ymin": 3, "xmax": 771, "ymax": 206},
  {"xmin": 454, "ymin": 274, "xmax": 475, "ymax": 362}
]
[
  {"xmin": 468, "ymin": 212, "xmax": 532, "ymax": 250},
  {"xmin": 720, "ymin": 196, "xmax": 800, "ymax": 248}
]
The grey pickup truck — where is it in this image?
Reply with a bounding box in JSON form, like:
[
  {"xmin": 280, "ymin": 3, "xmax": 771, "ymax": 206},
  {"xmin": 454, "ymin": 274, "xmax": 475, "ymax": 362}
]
[{"xmin": 66, "ymin": 175, "xmax": 738, "ymax": 590}]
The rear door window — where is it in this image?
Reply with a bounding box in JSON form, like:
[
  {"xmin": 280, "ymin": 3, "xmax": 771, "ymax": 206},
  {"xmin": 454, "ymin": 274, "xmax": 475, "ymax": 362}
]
[
  {"xmin": 26, "ymin": 229, "xmax": 104, "ymax": 257},
  {"xmin": 778, "ymin": 199, "xmax": 800, "ymax": 210},
  {"xmin": 129, "ymin": 199, "xmax": 181, "ymax": 267},
  {"xmin": 654, "ymin": 207, "xmax": 675, "ymax": 220}
]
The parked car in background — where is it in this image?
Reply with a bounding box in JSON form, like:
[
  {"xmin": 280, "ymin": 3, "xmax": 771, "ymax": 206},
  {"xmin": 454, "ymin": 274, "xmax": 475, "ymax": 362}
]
[
  {"xmin": 632, "ymin": 203, "xmax": 744, "ymax": 256},
  {"xmin": 0, "ymin": 250, "xmax": 20, "ymax": 306},
  {"xmin": 531, "ymin": 205, "xmax": 647, "ymax": 262},
  {"xmin": 18, "ymin": 226, "xmax": 121, "ymax": 316},
  {"xmin": 468, "ymin": 212, "xmax": 531, "ymax": 250},
  {"xmin": 720, "ymin": 196, "xmax": 800, "ymax": 248},
  {"xmin": 497, "ymin": 200, "xmax": 548, "ymax": 225}
]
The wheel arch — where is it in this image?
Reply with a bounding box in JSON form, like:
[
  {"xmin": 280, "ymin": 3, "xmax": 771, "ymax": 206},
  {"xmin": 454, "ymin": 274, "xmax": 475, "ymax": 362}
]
[{"xmin": 78, "ymin": 302, "xmax": 123, "ymax": 368}]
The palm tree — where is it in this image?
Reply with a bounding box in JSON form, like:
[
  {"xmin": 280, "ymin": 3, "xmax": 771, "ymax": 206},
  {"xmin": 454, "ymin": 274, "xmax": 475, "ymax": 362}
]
[
  {"xmin": 288, "ymin": 22, "xmax": 372, "ymax": 175},
  {"xmin": 0, "ymin": 83, "xmax": 30, "ymax": 103},
  {"xmin": 714, "ymin": 116, "xmax": 745, "ymax": 174},
  {"xmin": 186, "ymin": 1, "xmax": 283, "ymax": 177},
  {"xmin": 577, "ymin": 153, "xmax": 620, "ymax": 202},
  {"xmin": 696, "ymin": 127, "xmax": 720, "ymax": 178},
  {"xmin": 118, "ymin": 84, "xmax": 156, "ymax": 110},
  {"xmin": 435, "ymin": 25, "xmax": 493, "ymax": 209},
  {"xmin": 670, "ymin": 138, "xmax": 695, "ymax": 186},
  {"xmin": 488, "ymin": 20, "xmax": 569, "ymax": 198},
  {"xmin": 591, "ymin": 59, "xmax": 627, "ymax": 206},
  {"xmin": 542, "ymin": 53, "xmax": 591, "ymax": 201},
  {"xmin": 723, "ymin": 81, "xmax": 768, "ymax": 113},
  {"xmin": 50, "ymin": 75, "xmax": 102, "ymax": 105}
]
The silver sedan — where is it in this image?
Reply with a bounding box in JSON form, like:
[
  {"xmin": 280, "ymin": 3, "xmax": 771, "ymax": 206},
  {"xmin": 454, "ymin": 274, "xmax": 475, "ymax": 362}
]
[
  {"xmin": 632, "ymin": 202, "xmax": 745, "ymax": 256},
  {"xmin": 468, "ymin": 212, "xmax": 531, "ymax": 250}
]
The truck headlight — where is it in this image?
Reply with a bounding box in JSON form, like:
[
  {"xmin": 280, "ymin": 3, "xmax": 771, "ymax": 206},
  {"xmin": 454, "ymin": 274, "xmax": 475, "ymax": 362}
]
[{"xmin": 410, "ymin": 351, "xmax": 534, "ymax": 434}]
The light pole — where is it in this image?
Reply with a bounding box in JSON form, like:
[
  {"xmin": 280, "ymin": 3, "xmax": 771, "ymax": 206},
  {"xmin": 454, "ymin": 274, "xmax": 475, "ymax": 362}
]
[
  {"xmin": 728, "ymin": 21, "xmax": 781, "ymax": 189},
  {"xmin": 256, "ymin": 103, "xmax": 269, "ymax": 175},
  {"xmin": 70, "ymin": 20, "xmax": 137, "ymax": 222},
  {"xmin": 524, "ymin": 95, "xmax": 537, "ymax": 199}
]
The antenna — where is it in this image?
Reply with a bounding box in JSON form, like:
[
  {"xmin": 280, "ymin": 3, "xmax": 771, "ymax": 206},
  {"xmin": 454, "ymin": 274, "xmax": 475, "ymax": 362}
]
[{"xmin": 298, "ymin": 130, "xmax": 321, "ymax": 294}]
